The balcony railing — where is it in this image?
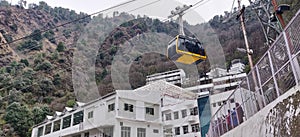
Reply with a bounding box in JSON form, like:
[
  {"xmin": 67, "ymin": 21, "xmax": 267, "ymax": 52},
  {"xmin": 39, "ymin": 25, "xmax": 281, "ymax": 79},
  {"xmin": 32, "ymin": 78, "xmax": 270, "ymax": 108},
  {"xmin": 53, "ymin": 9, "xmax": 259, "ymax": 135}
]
[{"xmin": 206, "ymin": 9, "xmax": 300, "ymax": 137}]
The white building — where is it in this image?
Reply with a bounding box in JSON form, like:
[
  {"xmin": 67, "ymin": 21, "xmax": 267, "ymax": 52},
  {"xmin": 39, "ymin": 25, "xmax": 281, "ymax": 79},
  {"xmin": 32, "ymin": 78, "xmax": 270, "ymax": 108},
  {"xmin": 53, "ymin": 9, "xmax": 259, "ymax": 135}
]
[
  {"xmin": 135, "ymin": 81, "xmax": 200, "ymax": 137},
  {"xmin": 162, "ymin": 98, "xmax": 201, "ymax": 137},
  {"xmin": 31, "ymin": 81, "xmax": 200, "ymax": 137},
  {"xmin": 32, "ymin": 59, "xmax": 247, "ymax": 137},
  {"xmin": 144, "ymin": 59, "xmax": 247, "ymax": 137},
  {"xmin": 31, "ymin": 88, "xmax": 163, "ymax": 137},
  {"xmin": 180, "ymin": 59, "xmax": 247, "ymax": 116},
  {"xmin": 208, "ymin": 59, "xmax": 247, "ymax": 115},
  {"xmin": 146, "ymin": 69, "xmax": 186, "ymax": 87}
]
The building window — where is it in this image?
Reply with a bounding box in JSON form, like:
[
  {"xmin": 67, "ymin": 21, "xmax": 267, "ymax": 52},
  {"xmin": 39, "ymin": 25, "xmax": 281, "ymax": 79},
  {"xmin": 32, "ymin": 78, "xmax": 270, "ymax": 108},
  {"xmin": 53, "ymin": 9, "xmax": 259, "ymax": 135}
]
[
  {"xmin": 124, "ymin": 103, "xmax": 133, "ymax": 112},
  {"xmin": 181, "ymin": 109, "xmax": 187, "ymax": 118},
  {"xmin": 217, "ymin": 102, "xmax": 221, "ymax": 106},
  {"xmin": 108, "ymin": 103, "xmax": 115, "ymax": 112},
  {"xmin": 63, "ymin": 115, "xmax": 71, "ymax": 129},
  {"xmin": 165, "ymin": 113, "xmax": 171, "ymax": 121},
  {"xmin": 73, "ymin": 111, "xmax": 84, "ymax": 126},
  {"xmin": 103, "ymin": 127, "xmax": 114, "ymax": 137},
  {"xmin": 182, "ymin": 125, "xmax": 189, "ymax": 134},
  {"xmin": 165, "ymin": 128, "xmax": 172, "ymax": 135},
  {"xmin": 230, "ymin": 98, "xmax": 235, "ymax": 103},
  {"xmin": 88, "ymin": 111, "xmax": 94, "ymax": 119},
  {"xmin": 190, "ymin": 107, "xmax": 198, "ymax": 115},
  {"xmin": 153, "ymin": 129, "xmax": 159, "ymax": 133},
  {"xmin": 174, "ymin": 127, "xmax": 180, "ymax": 135},
  {"xmin": 173, "ymin": 111, "xmax": 179, "ymax": 119},
  {"xmin": 45, "ymin": 123, "xmax": 52, "ymax": 135},
  {"xmin": 137, "ymin": 128, "xmax": 146, "ymax": 137},
  {"xmin": 212, "ymin": 103, "xmax": 216, "ymax": 107},
  {"xmin": 37, "ymin": 126, "xmax": 44, "ymax": 137},
  {"xmin": 146, "ymin": 107, "xmax": 154, "ymax": 115},
  {"xmin": 191, "ymin": 124, "xmax": 200, "ymax": 132},
  {"xmin": 121, "ymin": 126, "xmax": 131, "ymax": 137},
  {"xmin": 53, "ymin": 119, "xmax": 61, "ymax": 132},
  {"xmin": 84, "ymin": 132, "xmax": 89, "ymax": 137}
]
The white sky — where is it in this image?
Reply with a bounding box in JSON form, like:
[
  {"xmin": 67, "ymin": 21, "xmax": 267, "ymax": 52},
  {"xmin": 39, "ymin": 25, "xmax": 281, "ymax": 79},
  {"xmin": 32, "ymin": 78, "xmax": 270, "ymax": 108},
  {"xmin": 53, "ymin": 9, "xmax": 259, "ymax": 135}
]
[{"xmin": 11, "ymin": 0, "xmax": 250, "ymax": 23}]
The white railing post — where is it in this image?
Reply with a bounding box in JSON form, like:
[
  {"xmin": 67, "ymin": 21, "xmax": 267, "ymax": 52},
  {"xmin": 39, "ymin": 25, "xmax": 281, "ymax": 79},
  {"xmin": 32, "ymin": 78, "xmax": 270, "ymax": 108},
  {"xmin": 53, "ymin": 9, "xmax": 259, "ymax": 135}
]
[
  {"xmin": 267, "ymin": 51, "xmax": 280, "ymax": 97},
  {"xmin": 283, "ymin": 31, "xmax": 299, "ymax": 86},
  {"xmin": 216, "ymin": 112, "xmax": 221, "ymax": 136},
  {"xmin": 206, "ymin": 10, "xmax": 300, "ymax": 137},
  {"xmin": 246, "ymin": 76, "xmax": 255, "ymax": 116},
  {"xmin": 255, "ymin": 67, "xmax": 267, "ymax": 106}
]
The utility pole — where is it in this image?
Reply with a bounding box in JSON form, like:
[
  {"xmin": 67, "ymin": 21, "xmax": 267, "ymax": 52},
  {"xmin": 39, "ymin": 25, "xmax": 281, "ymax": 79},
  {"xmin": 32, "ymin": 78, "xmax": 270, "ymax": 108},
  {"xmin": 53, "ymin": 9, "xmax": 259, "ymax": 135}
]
[
  {"xmin": 271, "ymin": 0, "xmax": 286, "ymax": 29},
  {"xmin": 237, "ymin": 0, "xmax": 264, "ymax": 109},
  {"xmin": 237, "ymin": 0, "xmax": 254, "ymax": 71}
]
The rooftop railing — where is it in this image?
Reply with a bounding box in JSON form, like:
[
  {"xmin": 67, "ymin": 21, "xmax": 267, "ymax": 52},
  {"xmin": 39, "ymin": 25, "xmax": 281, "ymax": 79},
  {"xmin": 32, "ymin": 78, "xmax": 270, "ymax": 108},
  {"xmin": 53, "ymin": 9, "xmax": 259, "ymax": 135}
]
[{"xmin": 206, "ymin": 9, "xmax": 300, "ymax": 137}]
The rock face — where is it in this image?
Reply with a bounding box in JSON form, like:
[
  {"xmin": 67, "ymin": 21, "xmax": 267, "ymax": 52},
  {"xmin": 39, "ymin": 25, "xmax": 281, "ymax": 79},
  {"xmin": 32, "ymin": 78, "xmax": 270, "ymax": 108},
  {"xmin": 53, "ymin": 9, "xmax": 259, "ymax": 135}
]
[
  {"xmin": 265, "ymin": 90, "xmax": 300, "ymax": 137},
  {"xmin": 0, "ymin": 32, "xmax": 18, "ymax": 66}
]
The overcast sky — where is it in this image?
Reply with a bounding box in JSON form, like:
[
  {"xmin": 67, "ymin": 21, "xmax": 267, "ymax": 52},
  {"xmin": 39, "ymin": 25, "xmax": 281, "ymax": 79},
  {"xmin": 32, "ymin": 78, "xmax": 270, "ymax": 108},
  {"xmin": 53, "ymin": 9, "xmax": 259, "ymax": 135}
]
[{"xmin": 11, "ymin": 0, "xmax": 250, "ymax": 23}]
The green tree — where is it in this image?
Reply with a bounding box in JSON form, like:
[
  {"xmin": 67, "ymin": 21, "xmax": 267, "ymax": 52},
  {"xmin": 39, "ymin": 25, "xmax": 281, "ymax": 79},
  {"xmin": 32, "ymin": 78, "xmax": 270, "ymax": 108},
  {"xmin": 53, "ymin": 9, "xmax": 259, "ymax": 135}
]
[
  {"xmin": 66, "ymin": 99, "xmax": 76, "ymax": 107},
  {"xmin": 53, "ymin": 74, "xmax": 61, "ymax": 86},
  {"xmin": 7, "ymin": 88, "xmax": 22, "ymax": 104},
  {"xmin": 35, "ymin": 60, "xmax": 52, "ymax": 71},
  {"xmin": 43, "ymin": 30, "xmax": 55, "ymax": 44},
  {"xmin": 56, "ymin": 42, "xmax": 65, "ymax": 52},
  {"xmin": 0, "ymin": 0, "xmax": 9, "ymax": 6},
  {"xmin": 20, "ymin": 59, "xmax": 29, "ymax": 66},
  {"xmin": 9, "ymin": 24, "xmax": 18, "ymax": 32},
  {"xmin": 39, "ymin": 78, "xmax": 55, "ymax": 95},
  {"xmin": 113, "ymin": 31, "xmax": 124, "ymax": 39},
  {"xmin": 4, "ymin": 102, "xmax": 33, "ymax": 137},
  {"xmin": 18, "ymin": 40, "xmax": 42, "ymax": 51},
  {"xmin": 31, "ymin": 29, "xmax": 43, "ymax": 41},
  {"xmin": 38, "ymin": 1, "xmax": 51, "ymax": 13},
  {"xmin": 3, "ymin": 34, "xmax": 13, "ymax": 43},
  {"xmin": 31, "ymin": 106, "xmax": 51, "ymax": 124}
]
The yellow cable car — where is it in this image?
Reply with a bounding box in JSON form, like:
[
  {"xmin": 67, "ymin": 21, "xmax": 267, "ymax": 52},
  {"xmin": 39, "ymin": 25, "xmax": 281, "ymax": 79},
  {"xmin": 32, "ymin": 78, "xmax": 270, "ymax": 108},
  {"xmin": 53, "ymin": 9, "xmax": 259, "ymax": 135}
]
[{"xmin": 167, "ymin": 35, "xmax": 207, "ymax": 64}]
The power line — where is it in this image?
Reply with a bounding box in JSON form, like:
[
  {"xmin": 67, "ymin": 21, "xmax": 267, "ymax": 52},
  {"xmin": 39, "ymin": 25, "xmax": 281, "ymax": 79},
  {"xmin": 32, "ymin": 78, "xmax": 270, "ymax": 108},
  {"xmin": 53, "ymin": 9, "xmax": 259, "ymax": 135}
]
[
  {"xmin": 0, "ymin": 0, "xmax": 210, "ymax": 95},
  {"xmin": 4, "ymin": 0, "xmax": 162, "ymax": 55},
  {"xmin": 0, "ymin": 0, "xmax": 166, "ymax": 96},
  {"xmin": 18, "ymin": 28, "xmax": 78, "ymax": 54},
  {"xmin": 173, "ymin": 0, "xmax": 212, "ymax": 17},
  {"xmin": 0, "ymin": 0, "xmax": 137, "ymax": 46},
  {"xmin": 127, "ymin": 0, "xmax": 161, "ymax": 13},
  {"xmin": 1, "ymin": 0, "xmax": 207, "ymax": 47},
  {"xmin": 190, "ymin": 0, "xmax": 212, "ymax": 11},
  {"xmin": 192, "ymin": 0, "xmax": 207, "ymax": 7},
  {"xmin": 230, "ymin": 0, "xmax": 237, "ymax": 14}
]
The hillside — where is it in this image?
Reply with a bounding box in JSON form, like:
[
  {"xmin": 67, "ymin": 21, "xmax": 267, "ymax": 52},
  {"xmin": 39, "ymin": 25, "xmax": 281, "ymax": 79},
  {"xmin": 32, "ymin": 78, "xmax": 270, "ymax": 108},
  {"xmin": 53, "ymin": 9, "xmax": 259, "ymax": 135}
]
[
  {"xmin": 0, "ymin": 0, "xmax": 299, "ymax": 137},
  {"xmin": 0, "ymin": 2, "xmax": 91, "ymax": 136}
]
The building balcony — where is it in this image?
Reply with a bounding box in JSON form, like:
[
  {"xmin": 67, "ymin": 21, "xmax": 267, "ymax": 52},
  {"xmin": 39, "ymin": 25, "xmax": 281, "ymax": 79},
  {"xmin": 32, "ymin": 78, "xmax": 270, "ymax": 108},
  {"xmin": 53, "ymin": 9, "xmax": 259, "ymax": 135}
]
[
  {"xmin": 161, "ymin": 107, "xmax": 172, "ymax": 112},
  {"xmin": 163, "ymin": 120, "xmax": 174, "ymax": 127},
  {"xmin": 187, "ymin": 115, "xmax": 198, "ymax": 123}
]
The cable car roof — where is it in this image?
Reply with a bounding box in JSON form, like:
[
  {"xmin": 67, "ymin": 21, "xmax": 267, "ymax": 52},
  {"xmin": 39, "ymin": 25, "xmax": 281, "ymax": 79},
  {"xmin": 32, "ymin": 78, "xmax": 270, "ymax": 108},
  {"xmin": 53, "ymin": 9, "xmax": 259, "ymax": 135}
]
[{"xmin": 168, "ymin": 35, "xmax": 201, "ymax": 45}]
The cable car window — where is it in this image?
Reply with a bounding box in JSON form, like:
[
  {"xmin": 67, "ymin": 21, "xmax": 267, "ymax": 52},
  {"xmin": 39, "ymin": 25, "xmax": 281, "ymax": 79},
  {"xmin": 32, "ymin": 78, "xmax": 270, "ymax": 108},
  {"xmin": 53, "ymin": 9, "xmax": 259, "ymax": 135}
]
[
  {"xmin": 185, "ymin": 40, "xmax": 198, "ymax": 53},
  {"xmin": 177, "ymin": 38, "xmax": 186, "ymax": 51},
  {"xmin": 168, "ymin": 39, "xmax": 177, "ymax": 59},
  {"xmin": 197, "ymin": 42, "xmax": 206, "ymax": 56}
]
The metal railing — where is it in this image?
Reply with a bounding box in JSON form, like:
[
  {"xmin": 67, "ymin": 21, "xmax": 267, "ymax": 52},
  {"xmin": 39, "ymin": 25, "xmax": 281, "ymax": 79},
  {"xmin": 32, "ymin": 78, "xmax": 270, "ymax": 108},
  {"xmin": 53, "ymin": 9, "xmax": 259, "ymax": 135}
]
[{"xmin": 207, "ymin": 9, "xmax": 300, "ymax": 137}]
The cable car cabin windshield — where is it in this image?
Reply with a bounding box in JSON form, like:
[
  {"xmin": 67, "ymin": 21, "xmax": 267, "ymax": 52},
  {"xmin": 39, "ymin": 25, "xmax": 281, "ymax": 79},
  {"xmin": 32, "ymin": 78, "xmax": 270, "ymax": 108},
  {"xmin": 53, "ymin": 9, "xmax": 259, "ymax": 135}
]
[
  {"xmin": 178, "ymin": 38, "xmax": 205, "ymax": 56},
  {"xmin": 167, "ymin": 35, "xmax": 207, "ymax": 65},
  {"xmin": 167, "ymin": 38, "xmax": 178, "ymax": 60}
]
